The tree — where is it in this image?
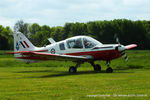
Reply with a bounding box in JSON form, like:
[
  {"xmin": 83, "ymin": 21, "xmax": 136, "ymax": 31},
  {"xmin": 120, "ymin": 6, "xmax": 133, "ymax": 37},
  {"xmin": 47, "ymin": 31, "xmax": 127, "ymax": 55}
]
[
  {"xmin": 51, "ymin": 26, "xmax": 64, "ymax": 41},
  {"xmin": 0, "ymin": 25, "xmax": 13, "ymax": 50},
  {"xmin": 14, "ymin": 20, "xmax": 30, "ymax": 37},
  {"xmin": 29, "ymin": 23, "xmax": 41, "ymax": 35},
  {"xmin": 63, "ymin": 23, "xmax": 72, "ymax": 39}
]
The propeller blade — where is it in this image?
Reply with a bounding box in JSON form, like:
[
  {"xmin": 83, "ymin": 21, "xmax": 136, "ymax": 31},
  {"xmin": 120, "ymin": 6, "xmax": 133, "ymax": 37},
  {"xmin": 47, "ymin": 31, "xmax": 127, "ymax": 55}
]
[
  {"xmin": 123, "ymin": 53, "xmax": 128, "ymax": 62},
  {"xmin": 125, "ymin": 44, "xmax": 137, "ymax": 50},
  {"xmin": 121, "ymin": 51, "xmax": 128, "ymax": 62},
  {"xmin": 114, "ymin": 33, "xmax": 120, "ymax": 44},
  {"xmin": 116, "ymin": 38, "xmax": 120, "ymax": 44}
]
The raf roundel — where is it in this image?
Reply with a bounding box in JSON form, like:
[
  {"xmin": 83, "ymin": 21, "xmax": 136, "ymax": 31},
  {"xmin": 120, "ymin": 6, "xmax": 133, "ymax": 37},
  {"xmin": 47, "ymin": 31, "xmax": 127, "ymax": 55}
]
[
  {"xmin": 16, "ymin": 41, "xmax": 19, "ymax": 51},
  {"xmin": 50, "ymin": 48, "xmax": 55, "ymax": 54}
]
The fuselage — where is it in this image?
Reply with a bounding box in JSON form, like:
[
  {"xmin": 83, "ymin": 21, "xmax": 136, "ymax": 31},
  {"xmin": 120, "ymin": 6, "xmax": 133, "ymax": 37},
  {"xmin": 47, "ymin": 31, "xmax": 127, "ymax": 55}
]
[{"xmin": 24, "ymin": 36, "xmax": 124, "ymax": 61}]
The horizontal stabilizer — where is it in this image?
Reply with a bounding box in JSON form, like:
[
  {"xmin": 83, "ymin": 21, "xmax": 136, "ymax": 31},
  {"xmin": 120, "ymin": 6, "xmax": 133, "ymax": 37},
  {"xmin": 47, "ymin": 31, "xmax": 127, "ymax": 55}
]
[{"xmin": 6, "ymin": 50, "xmax": 48, "ymax": 54}]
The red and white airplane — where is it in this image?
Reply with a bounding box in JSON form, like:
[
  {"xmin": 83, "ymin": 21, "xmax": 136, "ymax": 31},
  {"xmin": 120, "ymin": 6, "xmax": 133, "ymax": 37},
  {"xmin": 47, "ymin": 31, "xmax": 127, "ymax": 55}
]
[{"xmin": 8, "ymin": 32, "xmax": 137, "ymax": 73}]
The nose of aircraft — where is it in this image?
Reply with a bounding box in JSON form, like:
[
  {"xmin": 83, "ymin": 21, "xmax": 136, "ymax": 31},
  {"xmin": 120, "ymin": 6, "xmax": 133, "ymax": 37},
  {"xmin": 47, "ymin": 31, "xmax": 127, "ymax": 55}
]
[
  {"xmin": 115, "ymin": 45, "xmax": 126, "ymax": 52},
  {"xmin": 115, "ymin": 44, "xmax": 137, "ymax": 62},
  {"xmin": 115, "ymin": 44, "xmax": 137, "ymax": 52},
  {"xmin": 115, "ymin": 44, "xmax": 128, "ymax": 61}
]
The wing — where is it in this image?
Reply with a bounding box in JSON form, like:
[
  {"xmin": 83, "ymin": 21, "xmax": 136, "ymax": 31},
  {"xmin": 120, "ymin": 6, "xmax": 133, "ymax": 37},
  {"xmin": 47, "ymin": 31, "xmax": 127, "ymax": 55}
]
[
  {"xmin": 30, "ymin": 52, "xmax": 92, "ymax": 61},
  {"xmin": 7, "ymin": 51, "xmax": 93, "ymax": 62}
]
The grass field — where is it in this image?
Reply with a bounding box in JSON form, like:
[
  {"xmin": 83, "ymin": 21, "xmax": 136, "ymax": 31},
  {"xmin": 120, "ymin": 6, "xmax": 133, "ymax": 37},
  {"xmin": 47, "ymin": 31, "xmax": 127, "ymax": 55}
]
[{"xmin": 0, "ymin": 50, "xmax": 150, "ymax": 100}]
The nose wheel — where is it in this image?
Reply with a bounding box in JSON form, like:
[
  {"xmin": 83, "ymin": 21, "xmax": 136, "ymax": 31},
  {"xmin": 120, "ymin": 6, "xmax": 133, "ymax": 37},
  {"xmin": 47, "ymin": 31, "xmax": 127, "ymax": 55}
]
[{"xmin": 106, "ymin": 61, "xmax": 113, "ymax": 73}]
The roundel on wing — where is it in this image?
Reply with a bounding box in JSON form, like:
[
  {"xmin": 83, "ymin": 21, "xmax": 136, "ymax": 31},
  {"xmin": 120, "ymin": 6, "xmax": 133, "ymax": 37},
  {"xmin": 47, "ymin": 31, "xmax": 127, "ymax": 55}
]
[{"xmin": 50, "ymin": 48, "xmax": 55, "ymax": 54}]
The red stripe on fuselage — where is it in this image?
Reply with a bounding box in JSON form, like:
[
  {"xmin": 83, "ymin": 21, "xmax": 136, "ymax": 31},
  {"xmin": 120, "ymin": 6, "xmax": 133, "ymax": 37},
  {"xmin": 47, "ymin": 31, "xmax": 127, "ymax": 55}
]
[
  {"xmin": 65, "ymin": 49, "xmax": 122, "ymax": 61},
  {"xmin": 16, "ymin": 49, "xmax": 122, "ymax": 61}
]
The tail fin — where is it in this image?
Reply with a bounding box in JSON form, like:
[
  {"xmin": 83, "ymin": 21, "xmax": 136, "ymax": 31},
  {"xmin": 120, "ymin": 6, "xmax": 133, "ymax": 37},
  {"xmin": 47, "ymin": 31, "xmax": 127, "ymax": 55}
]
[{"xmin": 14, "ymin": 32, "xmax": 36, "ymax": 51}]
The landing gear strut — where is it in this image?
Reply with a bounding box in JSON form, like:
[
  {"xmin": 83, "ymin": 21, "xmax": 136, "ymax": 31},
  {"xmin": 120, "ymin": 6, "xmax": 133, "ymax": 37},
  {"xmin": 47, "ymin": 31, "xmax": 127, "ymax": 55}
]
[
  {"xmin": 68, "ymin": 61, "xmax": 113, "ymax": 73},
  {"xmin": 106, "ymin": 61, "xmax": 113, "ymax": 73},
  {"xmin": 90, "ymin": 62, "xmax": 101, "ymax": 72},
  {"xmin": 69, "ymin": 62, "xmax": 81, "ymax": 73}
]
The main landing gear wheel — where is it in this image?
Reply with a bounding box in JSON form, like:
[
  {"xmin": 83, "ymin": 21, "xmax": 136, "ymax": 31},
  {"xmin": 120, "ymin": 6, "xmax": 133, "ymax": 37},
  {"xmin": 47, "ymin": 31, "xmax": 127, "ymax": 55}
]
[
  {"xmin": 94, "ymin": 64, "xmax": 101, "ymax": 72},
  {"xmin": 68, "ymin": 62, "xmax": 82, "ymax": 73},
  {"xmin": 69, "ymin": 66, "xmax": 77, "ymax": 73},
  {"xmin": 90, "ymin": 62, "xmax": 101, "ymax": 72},
  {"xmin": 106, "ymin": 67, "xmax": 113, "ymax": 73}
]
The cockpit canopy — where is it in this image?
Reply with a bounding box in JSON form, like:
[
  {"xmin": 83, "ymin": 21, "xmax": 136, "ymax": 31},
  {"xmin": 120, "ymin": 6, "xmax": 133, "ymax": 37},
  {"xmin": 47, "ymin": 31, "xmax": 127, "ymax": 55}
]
[{"xmin": 66, "ymin": 36, "xmax": 102, "ymax": 49}]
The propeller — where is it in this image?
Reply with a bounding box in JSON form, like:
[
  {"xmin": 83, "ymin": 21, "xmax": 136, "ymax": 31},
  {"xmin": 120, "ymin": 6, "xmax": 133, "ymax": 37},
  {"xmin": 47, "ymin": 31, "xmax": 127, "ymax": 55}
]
[
  {"xmin": 114, "ymin": 33, "xmax": 136, "ymax": 62},
  {"xmin": 122, "ymin": 44, "xmax": 137, "ymax": 62}
]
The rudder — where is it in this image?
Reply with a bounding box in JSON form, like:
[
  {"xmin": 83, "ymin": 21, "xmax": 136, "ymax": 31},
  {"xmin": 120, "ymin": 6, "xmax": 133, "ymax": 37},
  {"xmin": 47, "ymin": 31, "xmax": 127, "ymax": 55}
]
[{"xmin": 14, "ymin": 32, "xmax": 36, "ymax": 51}]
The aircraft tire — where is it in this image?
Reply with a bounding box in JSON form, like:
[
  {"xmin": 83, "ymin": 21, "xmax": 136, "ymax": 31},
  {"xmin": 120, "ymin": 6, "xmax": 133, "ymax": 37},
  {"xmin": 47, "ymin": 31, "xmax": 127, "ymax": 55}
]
[
  {"xmin": 94, "ymin": 64, "xmax": 101, "ymax": 72},
  {"xmin": 69, "ymin": 66, "xmax": 77, "ymax": 73},
  {"xmin": 106, "ymin": 67, "xmax": 113, "ymax": 73}
]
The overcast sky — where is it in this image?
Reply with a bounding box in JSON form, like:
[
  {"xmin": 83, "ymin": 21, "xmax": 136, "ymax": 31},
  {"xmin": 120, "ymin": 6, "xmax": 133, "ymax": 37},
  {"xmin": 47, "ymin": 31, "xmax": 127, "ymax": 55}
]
[{"xmin": 0, "ymin": 0, "xmax": 150, "ymax": 28}]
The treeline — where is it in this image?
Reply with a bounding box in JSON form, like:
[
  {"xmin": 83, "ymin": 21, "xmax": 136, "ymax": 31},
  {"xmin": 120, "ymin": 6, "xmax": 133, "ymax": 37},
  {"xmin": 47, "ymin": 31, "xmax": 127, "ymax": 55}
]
[
  {"xmin": 0, "ymin": 19, "xmax": 150, "ymax": 50},
  {"xmin": 0, "ymin": 25, "xmax": 13, "ymax": 50}
]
